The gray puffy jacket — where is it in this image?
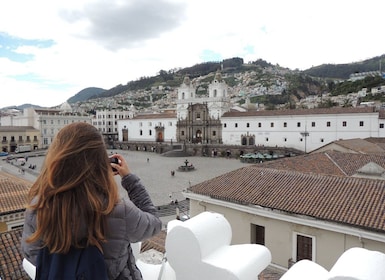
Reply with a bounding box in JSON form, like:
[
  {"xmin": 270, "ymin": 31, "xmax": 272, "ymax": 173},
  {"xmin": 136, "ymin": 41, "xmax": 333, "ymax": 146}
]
[{"xmin": 21, "ymin": 173, "xmax": 162, "ymax": 280}]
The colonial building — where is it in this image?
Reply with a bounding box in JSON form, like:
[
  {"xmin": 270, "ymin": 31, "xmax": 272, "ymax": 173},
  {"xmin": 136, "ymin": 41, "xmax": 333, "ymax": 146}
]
[
  {"xmin": 0, "ymin": 126, "xmax": 39, "ymax": 153},
  {"xmin": 0, "ymin": 106, "xmax": 92, "ymax": 149},
  {"xmin": 176, "ymin": 103, "xmax": 222, "ymax": 144},
  {"xmin": 176, "ymin": 72, "xmax": 231, "ymax": 120},
  {"xmin": 117, "ymin": 112, "xmax": 177, "ymax": 143},
  {"xmin": 117, "ymin": 73, "xmax": 385, "ymax": 153},
  {"xmin": 221, "ymin": 107, "xmax": 383, "ymax": 152},
  {"xmin": 92, "ymin": 109, "xmax": 131, "ymax": 147},
  {"xmin": 184, "ymin": 151, "xmax": 385, "ymax": 271}
]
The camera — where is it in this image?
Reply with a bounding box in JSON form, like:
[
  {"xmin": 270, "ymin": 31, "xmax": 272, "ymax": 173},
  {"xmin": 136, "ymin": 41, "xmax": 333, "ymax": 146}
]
[{"xmin": 110, "ymin": 157, "xmax": 119, "ymax": 172}]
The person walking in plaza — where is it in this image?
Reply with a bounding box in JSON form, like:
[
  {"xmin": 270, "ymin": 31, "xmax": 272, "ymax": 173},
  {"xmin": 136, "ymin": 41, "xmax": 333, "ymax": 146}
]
[{"xmin": 21, "ymin": 122, "xmax": 162, "ymax": 280}]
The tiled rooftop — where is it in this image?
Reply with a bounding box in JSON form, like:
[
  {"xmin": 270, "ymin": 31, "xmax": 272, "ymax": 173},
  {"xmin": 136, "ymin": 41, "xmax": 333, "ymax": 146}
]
[
  {"xmin": 188, "ymin": 165, "xmax": 385, "ymax": 232},
  {"xmin": 262, "ymin": 150, "xmax": 385, "ymax": 177},
  {"xmin": 0, "ymin": 172, "xmax": 30, "ymax": 215},
  {"xmin": 0, "ymin": 228, "xmax": 29, "ymax": 280}
]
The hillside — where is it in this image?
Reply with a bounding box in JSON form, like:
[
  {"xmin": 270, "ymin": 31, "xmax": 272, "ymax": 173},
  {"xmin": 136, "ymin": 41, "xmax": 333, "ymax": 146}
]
[
  {"xmin": 303, "ymin": 55, "xmax": 384, "ymax": 79},
  {"xmin": 68, "ymin": 55, "xmax": 385, "ymax": 108},
  {"xmin": 67, "ymin": 87, "xmax": 106, "ymax": 103}
]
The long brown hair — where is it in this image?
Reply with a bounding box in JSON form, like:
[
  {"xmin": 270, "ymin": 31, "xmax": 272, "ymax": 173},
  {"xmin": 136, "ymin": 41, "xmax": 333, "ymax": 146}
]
[{"xmin": 26, "ymin": 122, "xmax": 119, "ymax": 254}]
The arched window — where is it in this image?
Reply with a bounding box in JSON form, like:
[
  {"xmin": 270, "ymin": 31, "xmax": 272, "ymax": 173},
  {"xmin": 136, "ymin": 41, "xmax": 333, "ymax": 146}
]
[
  {"xmin": 242, "ymin": 137, "xmax": 247, "ymax": 145},
  {"xmin": 249, "ymin": 137, "xmax": 255, "ymax": 145},
  {"xmin": 182, "ymin": 92, "xmax": 185, "ymax": 99},
  {"xmin": 214, "ymin": 89, "xmax": 217, "ymax": 97}
]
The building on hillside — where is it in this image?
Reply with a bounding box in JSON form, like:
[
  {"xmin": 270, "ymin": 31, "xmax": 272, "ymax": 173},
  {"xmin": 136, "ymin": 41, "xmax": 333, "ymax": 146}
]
[
  {"xmin": 183, "ymin": 151, "xmax": 385, "ymax": 271},
  {"xmin": 0, "ymin": 126, "xmax": 40, "ymax": 153},
  {"xmin": 176, "ymin": 103, "xmax": 222, "ymax": 144}
]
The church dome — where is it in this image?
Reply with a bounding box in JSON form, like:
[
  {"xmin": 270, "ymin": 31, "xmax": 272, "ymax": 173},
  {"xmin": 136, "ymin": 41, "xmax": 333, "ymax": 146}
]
[{"xmin": 60, "ymin": 102, "xmax": 72, "ymax": 112}]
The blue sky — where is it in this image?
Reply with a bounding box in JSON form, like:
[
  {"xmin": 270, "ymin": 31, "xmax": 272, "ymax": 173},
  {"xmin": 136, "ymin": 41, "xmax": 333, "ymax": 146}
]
[{"xmin": 0, "ymin": 0, "xmax": 384, "ymax": 108}]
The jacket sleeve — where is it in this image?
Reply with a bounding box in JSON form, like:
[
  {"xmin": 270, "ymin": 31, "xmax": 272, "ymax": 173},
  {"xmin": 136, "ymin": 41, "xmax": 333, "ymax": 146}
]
[
  {"xmin": 21, "ymin": 208, "xmax": 43, "ymax": 266},
  {"xmin": 120, "ymin": 174, "xmax": 162, "ymax": 242}
]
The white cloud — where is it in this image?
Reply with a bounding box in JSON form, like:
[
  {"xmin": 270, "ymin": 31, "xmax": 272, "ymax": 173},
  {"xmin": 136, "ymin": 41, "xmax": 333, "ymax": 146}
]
[{"xmin": 0, "ymin": 0, "xmax": 384, "ymax": 108}]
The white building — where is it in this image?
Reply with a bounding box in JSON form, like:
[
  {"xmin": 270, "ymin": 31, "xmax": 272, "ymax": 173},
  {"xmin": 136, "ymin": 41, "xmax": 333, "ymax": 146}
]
[
  {"xmin": 116, "ymin": 75, "xmax": 385, "ymax": 153},
  {"xmin": 117, "ymin": 112, "xmax": 177, "ymax": 143},
  {"xmin": 221, "ymin": 107, "xmax": 382, "ymax": 152},
  {"xmin": 1, "ymin": 106, "xmax": 92, "ymax": 149},
  {"xmin": 176, "ymin": 72, "xmax": 231, "ymax": 120}
]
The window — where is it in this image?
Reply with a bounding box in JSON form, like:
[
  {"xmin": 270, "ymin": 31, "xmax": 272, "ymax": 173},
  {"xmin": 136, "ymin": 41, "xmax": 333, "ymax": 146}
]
[
  {"xmin": 342, "ymin": 121, "xmax": 347, "ymax": 127},
  {"xmin": 327, "ymin": 121, "xmax": 331, "ymax": 127},
  {"xmin": 380, "ymin": 123, "xmax": 384, "ymax": 129},
  {"xmin": 224, "ymin": 123, "xmax": 227, "ymax": 128},
  {"xmin": 213, "ymin": 131, "xmax": 216, "ymax": 136},
  {"xmin": 258, "ymin": 122, "xmax": 262, "ymax": 128},
  {"xmin": 149, "ymin": 130, "xmax": 152, "ymax": 136},
  {"xmin": 181, "ymin": 131, "xmax": 185, "ymax": 136},
  {"xmin": 168, "ymin": 122, "xmax": 172, "ymax": 126},
  {"xmin": 246, "ymin": 123, "xmax": 250, "ymax": 128},
  {"xmin": 297, "ymin": 122, "xmax": 301, "ymax": 127},
  {"xmin": 321, "ymin": 138, "xmax": 324, "ymax": 142},
  {"xmin": 140, "ymin": 130, "xmax": 143, "ymax": 136},
  {"xmin": 265, "ymin": 137, "xmax": 269, "ymax": 142},
  {"xmin": 196, "ymin": 113, "xmax": 201, "ymax": 119},
  {"xmin": 148, "ymin": 122, "xmax": 152, "ymax": 126},
  {"xmin": 284, "ymin": 138, "xmax": 287, "ymax": 142},
  {"xmin": 294, "ymin": 233, "xmax": 315, "ymax": 262},
  {"xmin": 235, "ymin": 123, "xmax": 238, "ymax": 128},
  {"xmin": 311, "ymin": 122, "xmax": 315, "ymax": 127},
  {"xmin": 270, "ymin": 122, "xmax": 274, "ymax": 128},
  {"xmin": 359, "ymin": 121, "xmax": 364, "ymax": 127},
  {"xmin": 283, "ymin": 122, "xmax": 287, "ymax": 128},
  {"xmin": 19, "ymin": 136, "xmax": 23, "ymax": 141},
  {"xmin": 251, "ymin": 224, "xmax": 265, "ymax": 245}
]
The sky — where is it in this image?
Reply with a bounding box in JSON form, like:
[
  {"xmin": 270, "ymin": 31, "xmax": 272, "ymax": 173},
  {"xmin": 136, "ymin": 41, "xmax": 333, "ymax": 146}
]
[{"xmin": 0, "ymin": 0, "xmax": 384, "ymax": 108}]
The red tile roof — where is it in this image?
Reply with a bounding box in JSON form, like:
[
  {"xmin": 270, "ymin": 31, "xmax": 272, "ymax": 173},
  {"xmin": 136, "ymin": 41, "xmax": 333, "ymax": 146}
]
[
  {"xmin": 187, "ymin": 166, "xmax": 385, "ymax": 232},
  {"xmin": 0, "ymin": 228, "xmax": 29, "ymax": 280},
  {"xmin": 261, "ymin": 151, "xmax": 385, "ymax": 177},
  {"xmin": 0, "ymin": 172, "xmax": 30, "ymax": 215}
]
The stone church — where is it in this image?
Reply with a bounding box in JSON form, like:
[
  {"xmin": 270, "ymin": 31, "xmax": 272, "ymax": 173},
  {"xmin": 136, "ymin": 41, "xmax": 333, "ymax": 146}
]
[{"xmin": 176, "ymin": 72, "xmax": 231, "ymax": 144}]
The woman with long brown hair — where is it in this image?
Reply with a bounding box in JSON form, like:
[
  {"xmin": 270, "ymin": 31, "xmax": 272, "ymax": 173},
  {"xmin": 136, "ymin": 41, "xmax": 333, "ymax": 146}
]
[{"xmin": 21, "ymin": 122, "xmax": 162, "ymax": 279}]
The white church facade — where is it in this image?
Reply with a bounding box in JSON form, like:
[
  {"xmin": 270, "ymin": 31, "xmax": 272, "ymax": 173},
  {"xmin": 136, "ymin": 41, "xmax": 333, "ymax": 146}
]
[{"xmin": 117, "ymin": 74, "xmax": 385, "ymax": 153}]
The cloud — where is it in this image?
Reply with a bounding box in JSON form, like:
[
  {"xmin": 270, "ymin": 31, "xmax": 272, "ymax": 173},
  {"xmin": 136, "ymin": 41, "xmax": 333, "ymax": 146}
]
[{"xmin": 60, "ymin": 0, "xmax": 187, "ymax": 50}]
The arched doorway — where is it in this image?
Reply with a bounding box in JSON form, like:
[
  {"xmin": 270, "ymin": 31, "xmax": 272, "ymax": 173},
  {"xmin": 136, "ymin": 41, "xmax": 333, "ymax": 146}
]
[{"xmin": 195, "ymin": 130, "xmax": 202, "ymax": 143}]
